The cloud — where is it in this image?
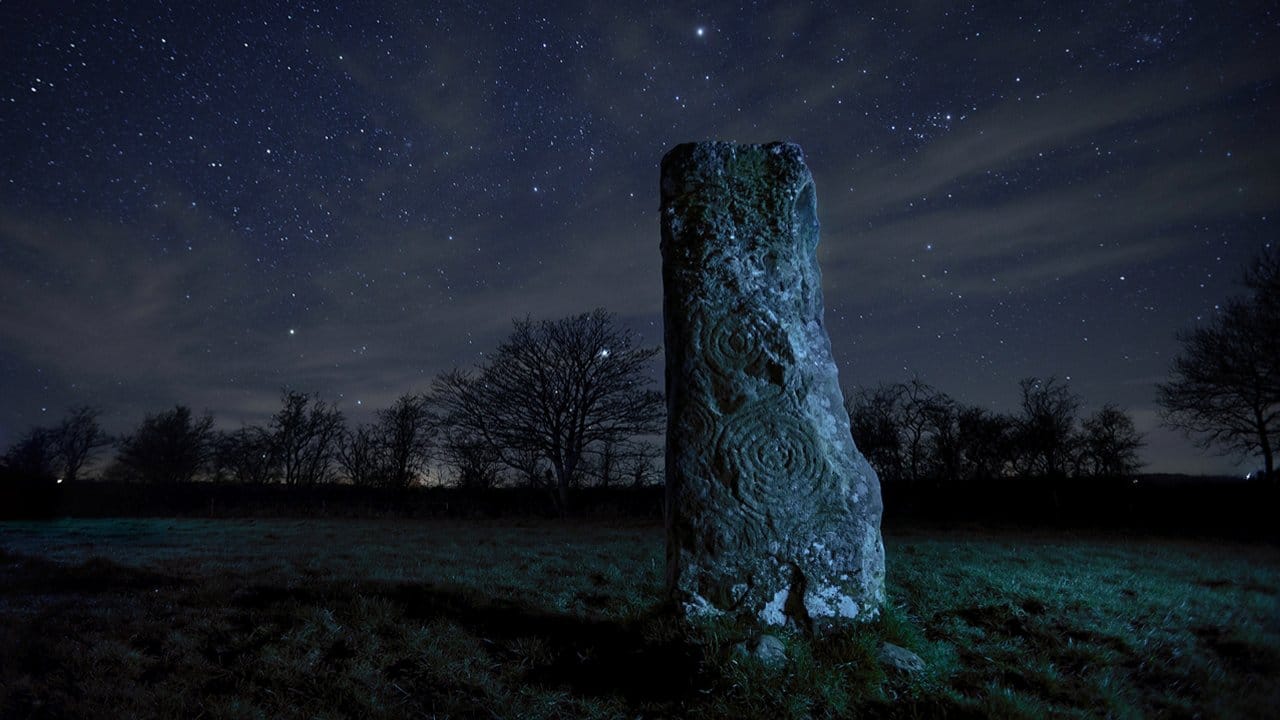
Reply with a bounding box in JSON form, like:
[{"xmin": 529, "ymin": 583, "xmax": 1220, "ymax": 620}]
[
  {"xmin": 831, "ymin": 54, "xmax": 1276, "ymax": 209},
  {"xmin": 815, "ymin": 61, "xmax": 1279, "ymax": 300}
]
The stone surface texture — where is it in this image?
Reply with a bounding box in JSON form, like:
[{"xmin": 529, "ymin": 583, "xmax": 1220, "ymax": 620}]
[{"xmin": 660, "ymin": 141, "xmax": 885, "ymax": 634}]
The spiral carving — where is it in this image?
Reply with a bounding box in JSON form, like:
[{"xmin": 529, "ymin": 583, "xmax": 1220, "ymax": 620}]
[
  {"xmin": 677, "ymin": 400, "xmax": 719, "ymax": 454},
  {"xmin": 700, "ymin": 308, "xmax": 776, "ymax": 381},
  {"xmin": 718, "ymin": 400, "xmax": 828, "ymax": 516}
]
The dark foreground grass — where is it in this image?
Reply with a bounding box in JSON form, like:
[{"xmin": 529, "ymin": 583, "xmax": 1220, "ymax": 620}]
[{"xmin": 1, "ymin": 519, "xmax": 1277, "ymax": 718}]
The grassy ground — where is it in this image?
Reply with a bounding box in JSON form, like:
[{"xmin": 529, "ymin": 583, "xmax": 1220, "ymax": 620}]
[{"xmin": 0, "ymin": 519, "xmax": 1276, "ymax": 719}]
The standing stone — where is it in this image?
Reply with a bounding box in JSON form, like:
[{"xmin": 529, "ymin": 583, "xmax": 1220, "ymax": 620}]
[{"xmin": 660, "ymin": 141, "xmax": 885, "ymax": 634}]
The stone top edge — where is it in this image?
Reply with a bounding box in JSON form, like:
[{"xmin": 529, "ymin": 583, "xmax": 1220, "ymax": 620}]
[
  {"xmin": 661, "ymin": 140, "xmax": 804, "ymax": 170},
  {"xmin": 659, "ymin": 141, "xmax": 811, "ymax": 205}
]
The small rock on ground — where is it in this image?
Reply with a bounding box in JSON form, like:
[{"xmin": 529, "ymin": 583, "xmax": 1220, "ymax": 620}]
[
  {"xmin": 878, "ymin": 642, "xmax": 925, "ymax": 674},
  {"xmin": 733, "ymin": 634, "xmax": 788, "ymax": 666}
]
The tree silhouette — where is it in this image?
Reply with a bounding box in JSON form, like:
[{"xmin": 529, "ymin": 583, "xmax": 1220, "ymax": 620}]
[
  {"xmin": 897, "ymin": 378, "xmax": 944, "ymax": 487},
  {"xmin": 268, "ymin": 390, "xmax": 345, "ymax": 485},
  {"xmin": 622, "ymin": 440, "xmax": 662, "ymax": 488},
  {"xmin": 1, "ymin": 427, "xmax": 59, "ymax": 483},
  {"xmin": 438, "ymin": 428, "xmax": 504, "ymax": 489},
  {"xmin": 373, "ymin": 392, "xmax": 436, "ymax": 489},
  {"xmin": 1, "ymin": 427, "xmax": 62, "ymax": 519},
  {"xmin": 846, "ymin": 383, "xmax": 905, "ymax": 484},
  {"xmin": 1014, "ymin": 376, "xmax": 1081, "ymax": 480},
  {"xmin": 213, "ymin": 427, "xmax": 277, "ymax": 484},
  {"xmin": 1078, "ymin": 404, "xmax": 1145, "ymax": 479},
  {"xmin": 337, "ymin": 424, "xmax": 385, "ymax": 487},
  {"xmin": 923, "ymin": 391, "xmax": 962, "ymax": 488},
  {"xmin": 334, "ymin": 393, "xmax": 435, "ymax": 488},
  {"xmin": 955, "ymin": 406, "xmax": 1014, "ymax": 483},
  {"xmin": 434, "ymin": 309, "xmax": 664, "ymax": 514},
  {"xmin": 114, "ymin": 406, "xmax": 215, "ymax": 483},
  {"xmin": 1158, "ymin": 246, "xmax": 1279, "ymax": 481},
  {"xmin": 502, "ymin": 444, "xmax": 551, "ymax": 491},
  {"xmin": 54, "ymin": 405, "xmax": 111, "ymax": 482}
]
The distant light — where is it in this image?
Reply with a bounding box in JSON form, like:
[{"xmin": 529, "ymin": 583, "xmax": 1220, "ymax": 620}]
[
  {"xmin": 696, "ymin": 27, "xmax": 705, "ymax": 37},
  {"xmin": 56, "ymin": 478, "xmax": 63, "ymax": 484},
  {"xmin": 599, "ymin": 348, "xmax": 611, "ymax": 358},
  {"xmin": 289, "ymin": 328, "xmax": 296, "ymax": 335}
]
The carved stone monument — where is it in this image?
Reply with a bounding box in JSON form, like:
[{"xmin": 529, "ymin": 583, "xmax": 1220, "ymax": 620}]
[{"xmin": 660, "ymin": 141, "xmax": 885, "ymax": 633}]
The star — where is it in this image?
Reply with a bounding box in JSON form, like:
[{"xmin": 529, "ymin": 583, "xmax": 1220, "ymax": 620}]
[{"xmin": 0, "ymin": 0, "xmax": 1270, "ymax": 481}]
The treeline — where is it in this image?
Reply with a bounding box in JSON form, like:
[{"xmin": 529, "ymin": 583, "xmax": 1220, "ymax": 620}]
[
  {"xmin": 1, "ymin": 310, "xmax": 663, "ymax": 516},
  {"xmin": 3, "ymin": 372, "xmax": 1144, "ymax": 516},
  {"xmin": 0, "ymin": 311, "xmax": 1250, "ymax": 526},
  {"xmin": 845, "ymin": 376, "xmax": 1145, "ymax": 492}
]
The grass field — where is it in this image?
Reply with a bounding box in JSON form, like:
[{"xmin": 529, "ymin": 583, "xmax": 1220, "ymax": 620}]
[{"xmin": 1, "ymin": 518, "xmax": 1277, "ymax": 718}]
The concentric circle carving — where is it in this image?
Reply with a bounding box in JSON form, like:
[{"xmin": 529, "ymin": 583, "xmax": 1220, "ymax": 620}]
[
  {"xmin": 717, "ymin": 399, "xmax": 828, "ymax": 514},
  {"xmin": 700, "ymin": 307, "xmax": 776, "ymax": 380}
]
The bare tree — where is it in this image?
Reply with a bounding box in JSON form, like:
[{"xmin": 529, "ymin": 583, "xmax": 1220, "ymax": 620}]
[
  {"xmin": 54, "ymin": 406, "xmax": 112, "ymax": 482},
  {"xmin": 955, "ymin": 406, "xmax": 1014, "ymax": 483},
  {"xmin": 1158, "ymin": 247, "xmax": 1279, "ymax": 480},
  {"xmin": 582, "ymin": 437, "xmax": 663, "ymax": 489},
  {"xmin": 333, "ymin": 394, "xmax": 436, "ymax": 488},
  {"xmin": 895, "ymin": 378, "xmax": 937, "ymax": 487},
  {"xmin": 1078, "ymin": 404, "xmax": 1145, "ymax": 479},
  {"xmin": 375, "ymin": 392, "xmax": 436, "ymax": 489},
  {"xmin": 213, "ymin": 427, "xmax": 277, "ymax": 484},
  {"xmin": 585, "ymin": 437, "xmax": 622, "ymax": 488},
  {"xmin": 269, "ymin": 390, "xmax": 345, "ymax": 485},
  {"xmin": 622, "ymin": 440, "xmax": 662, "ymax": 488},
  {"xmin": 923, "ymin": 391, "xmax": 962, "ymax": 486},
  {"xmin": 434, "ymin": 309, "xmax": 664, "ymax": 514},
  {"xmin": 1014, "ymin": 377, "xmax": 1081, "ymax": 479},
  {"xmin": 114, "ymin": 406, "xmax": 215, "ymax": 484},
  {"xmin": 337, "ymin": 424, "xmax": 385, "ymax": 487},
  {"xmin": 845, "ymin": 383, "xmax": 905, "ymax": 484},
  {"xmin": 438, "ymin": 428, "xmax": 504, "ymax": 489},
  {"xmin": 502, "ymin": 443, "xmax": 551, "ymax": 491}
]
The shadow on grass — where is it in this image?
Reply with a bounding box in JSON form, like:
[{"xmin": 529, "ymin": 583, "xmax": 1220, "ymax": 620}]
[
  {"xmin": 0, "ymin": 548, "xmax": 706, "ymax": 702},
  {"xmin": 228, "ymin": 579, "xmax": 707, "ymax": 703},
  {"xmin": 0, "ymin": 549, "xmax": 180, "ymax": 597},
  {"xmin": 0, "ymin": 550, "xmax": 711, "ymax": 716},
  {"xmin": 1192, "ymin": 625, "xmax": 1280, "ymax": 675}
]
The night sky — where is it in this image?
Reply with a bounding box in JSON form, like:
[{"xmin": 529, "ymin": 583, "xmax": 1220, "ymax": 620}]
[{"xmin": 1, "ymin": 2, "xmax": 1276, "ymax": 474}]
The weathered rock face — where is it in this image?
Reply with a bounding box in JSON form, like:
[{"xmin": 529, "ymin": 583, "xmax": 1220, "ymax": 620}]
[{"xmin": 660, "ymin": 141, "xmax": 885, "ymax": 633}]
